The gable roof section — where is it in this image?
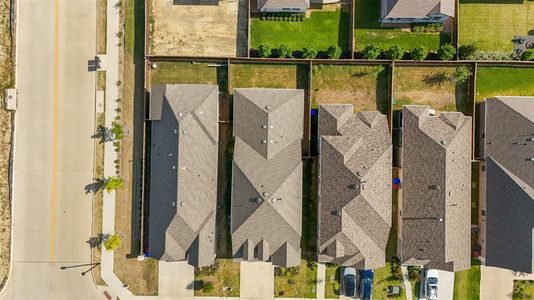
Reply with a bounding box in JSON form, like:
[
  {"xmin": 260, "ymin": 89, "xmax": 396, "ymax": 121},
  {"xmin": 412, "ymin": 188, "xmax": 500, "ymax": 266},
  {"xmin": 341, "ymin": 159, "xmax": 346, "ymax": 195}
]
[
  {"xmin": 148, "ymin": 84, "xmax": 218, "ymax": 267},
  {"xmin": 318, "ymin": 105, "xmax": 392, "ymax": 269},
  {"xmin": 400, "ymin": 105, "xmax": 471, "ymax": 272},
  {"xmin": 258, "ymin": 0, "xmax": 309, "ymax": 10},
  {"xmin": 484, "ymin": 96, "xmax": 534, "ymax": 273},
  {"xmin": 231, "ymin": 88, "xmax": 304, "ymax": 268},
  {"xmin": 381, "ymin": 0, "xmax": 454, "ymax": 19}
]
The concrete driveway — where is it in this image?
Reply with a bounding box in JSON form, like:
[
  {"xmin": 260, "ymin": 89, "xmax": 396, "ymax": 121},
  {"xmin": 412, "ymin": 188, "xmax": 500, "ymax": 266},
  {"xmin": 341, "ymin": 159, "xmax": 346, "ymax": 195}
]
[
  {"xmin": 158, "ymin": 261, "xmax": 194, "ymax": 298},
  {"xmin": 437, "ymin": 270, "xmax": 454, "ymax": 300},
  {"xmin": 1, "ymin": 0, "xmax": 100, "ymax": 298},
  {"xmin": 240, "ymin": 261, "xmax": 274, "ymax": 299}
]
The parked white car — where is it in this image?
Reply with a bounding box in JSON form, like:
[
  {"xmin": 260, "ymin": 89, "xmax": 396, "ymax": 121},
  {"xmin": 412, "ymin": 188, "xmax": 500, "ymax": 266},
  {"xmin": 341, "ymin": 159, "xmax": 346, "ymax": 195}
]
[{"xmin": 424, "ymin": 269, "xmax": 439, "ymax": 300}]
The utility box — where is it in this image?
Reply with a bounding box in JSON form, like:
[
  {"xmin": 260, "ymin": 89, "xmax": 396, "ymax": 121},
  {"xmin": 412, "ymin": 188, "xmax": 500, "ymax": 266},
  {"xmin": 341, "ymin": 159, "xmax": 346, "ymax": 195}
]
[{"xmin": 4, "ymin": 89, "xmax": 16, "ymax": 111}]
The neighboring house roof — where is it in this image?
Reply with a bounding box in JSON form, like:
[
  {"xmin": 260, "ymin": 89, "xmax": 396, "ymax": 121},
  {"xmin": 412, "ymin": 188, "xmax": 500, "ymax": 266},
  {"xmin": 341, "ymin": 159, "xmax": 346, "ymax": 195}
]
[
  {"xmin": 400, "ymin": 105, "xmax": 471, "ymax": 272},
  {"xmin": 381, "ymin": 0, "xmax": 454, "ymax": 19},
  {"xmin": 258, "ymin": 0, "xmax": 309, "ymax": 10},
  {"xmin": 231, "ymin": 88, "xmax": 304, "ymax": 268},
  {"xmin": 483, "ymin": 97, "xmax": 534, "ymax": 273},
  {"xmin": 318, "ymin": 105, "xmax": 392, "ymax": 269},
  {"xmin": 148, "ymin": 84, "xmax": 219, "ymax": 267}
]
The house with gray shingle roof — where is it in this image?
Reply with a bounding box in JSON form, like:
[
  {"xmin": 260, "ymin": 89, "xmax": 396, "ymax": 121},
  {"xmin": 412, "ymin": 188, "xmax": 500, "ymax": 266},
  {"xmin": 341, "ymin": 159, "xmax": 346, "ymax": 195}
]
[
  {"xmin": 400, "ymin": 105, "xmax": 471, "ymax": 272},
  {"xmin": 318, "ymin": 104, "xmax": 392, "ymax": 269},
  {"xmin": 380, "ymin": 0, "xmax": 454, "ymax": 26},
  {"xmin": 481, "ymin": 97, "xmax": 534, "ymax": 273},
  {"xmin": 148, "ymin": 84, "xmax": 218, "ymax": 267},
  {"xmin": 231, "ymin": 88, "xmax": 303, "ymax": 268}
]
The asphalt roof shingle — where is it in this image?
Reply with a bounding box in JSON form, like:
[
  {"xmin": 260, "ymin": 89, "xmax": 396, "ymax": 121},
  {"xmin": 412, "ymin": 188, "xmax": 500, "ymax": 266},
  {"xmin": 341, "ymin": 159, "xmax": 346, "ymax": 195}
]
[
  {"xmin": 148, "ymin": 84, "xmax": 219, "ymax": 267},
  {"xmin": 381, "ymin": 0, "xmax": 454, "ymax": 19},
  {"xmin": 400, "ymin": 105, "xmax": 471, "ymax": 272},
  {"xmin": 231, "ymin": 88, "xmax": 304, "ymax": 268},
  {"xmin": 318, "ymin": 104, "xmax": 392, "ymax": 269}
]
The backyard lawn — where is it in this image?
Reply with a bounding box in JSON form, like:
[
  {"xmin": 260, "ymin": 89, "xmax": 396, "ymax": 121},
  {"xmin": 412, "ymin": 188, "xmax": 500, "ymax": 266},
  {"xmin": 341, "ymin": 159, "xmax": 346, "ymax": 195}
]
[
  {"xmin": 194, "ymin": 259, "xmax": 240, "ymax": 297},
  {"xmin": 250, "ymin": 8, "xmax": 350, "ymax": 52},
  {"xmin": 151, "ymin": 61, "xmax": 228, "ymax": 90},
  {"xmin": 274, "ymin": 260, "xmax": 318, "ymax": 298},
  {"xmin": 475, "ymin": 67, "xmax": 534, "ymax": 102},
  {"xmin": 230, "ymin": 63, "xmax": 308, "ymax": 91},
  {"xmin": 513, "ymin": 280, "xmax": 534, "ymax": 300},
  {"xmin": 354, "ymin": 0, "xmax": 449, "ymax": 51},
  {"xmin": 459, "ymin": 1, "xmax": 534, "ymax": 51},
  {"xmin": 311, "ymin": 64, "xmax": 390, "ymax": 114},
  {"xmin": 372, "ymin": 263, "xmax": 406, "ymax": 300},
  {"xmin": 393, "ymin": 67, "xmax": 469, "ymax": 114},
  {"xmin": 453, "ymin": 259, "xmax": 481, "ymax": 300},
  {"xmin": 325, "ymin": 264, "xmax": 340, "ymax": 299}
]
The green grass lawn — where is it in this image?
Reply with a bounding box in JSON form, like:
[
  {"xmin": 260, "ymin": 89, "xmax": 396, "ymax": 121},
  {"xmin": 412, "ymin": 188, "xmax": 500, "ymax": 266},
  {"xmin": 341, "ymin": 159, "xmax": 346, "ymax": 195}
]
[
  {"xmin": 151, "ymin": 61, "xmax": 228, "ymax": 91},
  {"xmin": 393, "ymin": 67, "xmax": 469, "ymax": 114},
  {"xmin": 411, "ymin": 277, "xmax": 421, "ymax": 299},
  {"xmin": 354, "ymin": 0, "xmax": 449, "ymax": 51},
  {"xmin": 372, "ymin": 263, "xmax": 406, "ymax": 300},
  {"xmin": 459, "ymin": 1, "xmax": 534, "ymax": 51},
  {"xmin": 230, "ymin": 63, "xmax": 308, "ymax": 91},
  {"xmin": 453, "ymin": 259, "xmax": 481, "ymax": 300},
  {"xmin": 274, "ymin": 260, "xmax": 318, "ymax": 298},
  {"xmin": 475, "ymin": 67, "xmax": 534, "ymax": 102},
  {"xmin": 311, "ymin": 64, "xmax": 390, "ymax": 114},
  {"xmin": 194, "ymin": 259, "xmax": 240, "ymax": 297},
  {"xmin": 513, "ymin": 280, "xmax": 534, "ymax": 300},
  {"xmin": 251, "ymin": 9, "xmax": 350, "ymax": 52},
  {"xmin": 325, "ymin": 265, "xmax": 340, "ymax": 299}
]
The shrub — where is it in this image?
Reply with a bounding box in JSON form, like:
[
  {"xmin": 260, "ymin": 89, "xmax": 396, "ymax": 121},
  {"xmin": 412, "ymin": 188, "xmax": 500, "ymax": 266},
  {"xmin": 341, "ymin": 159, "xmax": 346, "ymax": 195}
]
[
  {"xmin": 104, "ymin": 176, "xmax": 124, "ymax": 192},
  {"xmin": 411, "ymin": 22, "xmax": 443, "ymax": 33},
  {"xmin": 202, "ymin": 281, "xmax": 214, "ymax": 293},
  {"xmin": 258, "ymin": 44, "xmax": 271, "ymax": 58},
  {"xmin": 411, "ymin": 46, "xmax": 428, "ymax": 61},
  {"xmin": 521, "ymin": 49, "xmax": 534, "ymax": 61},
  {"xmin": 385, "ymin": 45, "xmax": 404, "ymax": 60},
  {"xmin": 469, "ymin": 51, "xmax": 518, "ymax": 61},
  {"xmin": 407, "ymin": 266, "xmax": 421, "ymax": 280},
  {"xmin": 277, "ymin": 44, "xmax": 293, "ymax": 58},
  {"xmin": 459, "ymin": 44, "xmax": 477, "ymax": 60},
  {"xmin": 362, "ymin": 44, "xmax": 381, "ymax": 59},
  {"xmin": 437, "ymin": 43, "xmax": 456, "ymax": 60},
  {"xmin": 326, "ymin": 45, "xmax": 342, "ymax": 59},
  {"xmin": 302, "ymin": 47, "xmax": 318, "ymax": 59},
  {"xmin": 110, "ymin": 120, "xmax": 124, "ymax": 140},
  {"xmin": 103, "ymin": 234, "xmax": 121, "ymax": 251},
  {"xmin": 453, "ymin": 65, "xmax": 471, "ymax": 85}
]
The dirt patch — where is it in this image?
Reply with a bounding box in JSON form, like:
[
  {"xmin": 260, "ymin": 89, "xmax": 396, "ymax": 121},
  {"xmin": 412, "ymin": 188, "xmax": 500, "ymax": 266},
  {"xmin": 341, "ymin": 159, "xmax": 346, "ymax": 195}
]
[
  {"xmin": 150, "ymin": 0, "xmax": 245, "ymax": 56},
  {"xmin": 97, "ymin": 0, "xmax": 107, "ymax": 54},
  {"xmin": 0, "ymin": 0, "xmax": 14, "ymax": 291}
]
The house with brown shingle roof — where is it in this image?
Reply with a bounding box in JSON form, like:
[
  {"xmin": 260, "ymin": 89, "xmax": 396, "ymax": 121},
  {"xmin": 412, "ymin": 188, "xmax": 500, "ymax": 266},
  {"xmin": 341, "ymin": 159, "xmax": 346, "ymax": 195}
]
[
  {"xmin": 318, "ymin": 104, "xmax": 392, "ymax": 269},
  {"xmin": 230, "ymin": 88, "xmax": 304, "ymax": 268},
  {"xmin": 481, "ymin": 97, "xmax": 534, "ymax": 273},
  {"xmin": 400, "ymin": 105, "xmax": 471, "ymax": 272},
  {"xmin": 148, "ymin": 84, "xmax": 219, "ymax": 267},
  {"xmin": 380, "ymin": 0, "xmax": 454, "ymax": 26}
]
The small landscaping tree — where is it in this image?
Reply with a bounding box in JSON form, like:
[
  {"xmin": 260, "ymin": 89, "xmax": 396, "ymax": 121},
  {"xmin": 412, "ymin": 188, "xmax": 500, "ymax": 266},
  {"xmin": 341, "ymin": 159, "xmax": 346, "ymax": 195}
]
[
  {"xmin": 362, "ymin": 44, "xmax": 381, "ymax": 60},
  {"xmin": 326, "ymin": 45, "xmax": 342, "ymax": 59},
  {"xmin": 521, "ymin": 49, "xmax": 534, "ymax": 61},
  {"xmin": 385, "ymin": 45, "xmax": 404, "ymax": 60},
  {"xmin": 437, "ymin": 43, "xmax": 456, "ymax": 60},
  {"xmin": 103, "ymin": 233, "xmax": 121, "ymax": 251},
  {"xmin": 459, "ymin": 44, "xmax": 477, "ymax": 60},
  {"xmin": 110, "ymin": 120, "xmax": 124, "ymax": 140},
  {"xmin": 453, "ymin": 65, "xmax": 471, "ymax": 85},
  {"xmin": 411, "ymin": 46, "xmax": 429, "ymax": 61},
  {"xmin": 258, "ymin": 44, "xmax": 271, "ymax": 58},
  {"xmin": 302, "ymin": 47, "xmax": 318, "ymax": 59},
  {"xmin": 407, "ymin": 266, "xmax": 421, "ymax": 280},
  {"xmin": 104, "ymin": 176, "xmax": 124, "ymax": 192},
  {"xmin": 277, "ymin": 44, "xmax": 293, "ymax": 58}
]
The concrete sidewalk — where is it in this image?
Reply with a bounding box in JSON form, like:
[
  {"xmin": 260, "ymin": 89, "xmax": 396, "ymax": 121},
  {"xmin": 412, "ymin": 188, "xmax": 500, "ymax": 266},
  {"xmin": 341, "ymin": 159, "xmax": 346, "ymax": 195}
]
[{"xmin": 316, "ymin": 263, "xmax": 326, "ymax": 299}]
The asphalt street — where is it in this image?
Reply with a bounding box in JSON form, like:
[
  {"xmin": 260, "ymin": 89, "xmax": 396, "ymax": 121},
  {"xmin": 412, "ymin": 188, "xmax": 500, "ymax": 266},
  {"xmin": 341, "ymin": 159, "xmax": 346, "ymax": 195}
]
[{"xmin": 1, "ymin": 0, "xmax": 101, "ymax": 298}]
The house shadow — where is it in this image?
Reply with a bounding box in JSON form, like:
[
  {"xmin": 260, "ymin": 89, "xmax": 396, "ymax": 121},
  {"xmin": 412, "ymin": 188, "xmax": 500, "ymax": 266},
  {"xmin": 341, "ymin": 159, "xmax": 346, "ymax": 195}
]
[{"xmin": 376, "ymin": 66, "xmax": 390, "ymax": 115}]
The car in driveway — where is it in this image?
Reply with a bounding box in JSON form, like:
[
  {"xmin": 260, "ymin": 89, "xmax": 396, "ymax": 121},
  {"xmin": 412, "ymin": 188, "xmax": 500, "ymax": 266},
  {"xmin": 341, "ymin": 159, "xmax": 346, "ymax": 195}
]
[
  {"xmin": 359, "ymin": 269, "xmax": 374, "ymax": 300},
  {"xmin": 423, "ymin": 269, "xmax": 439, "ymax": 300},
  {"xmin": 341, "ymin": 267, "xmax": 358, "ymax": 297}
]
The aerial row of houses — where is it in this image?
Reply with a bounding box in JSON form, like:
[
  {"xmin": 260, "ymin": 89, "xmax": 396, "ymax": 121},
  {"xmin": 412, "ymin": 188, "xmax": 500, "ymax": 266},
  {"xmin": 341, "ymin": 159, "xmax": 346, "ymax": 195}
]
[{"xmin": 146, "ymin": 84, "xmax": 534, "ymax": 275}]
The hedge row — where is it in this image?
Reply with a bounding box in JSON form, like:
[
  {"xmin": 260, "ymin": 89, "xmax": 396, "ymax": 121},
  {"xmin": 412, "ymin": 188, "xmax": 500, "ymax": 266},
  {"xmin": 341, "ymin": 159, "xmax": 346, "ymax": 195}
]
[{"xmin": 260, "ymin": 12, "xmax": 305, "ymax": 22}]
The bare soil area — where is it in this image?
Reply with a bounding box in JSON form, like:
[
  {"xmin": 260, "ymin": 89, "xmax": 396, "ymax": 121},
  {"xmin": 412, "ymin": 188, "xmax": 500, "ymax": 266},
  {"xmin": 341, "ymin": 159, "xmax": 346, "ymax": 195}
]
[
  {"xmin": 0, "ymin": 0, "xmax": 14, "ymax": 290},
  {"xmin": 150, "ymin": 0, "xmax": 245, "ymax": 56}
]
